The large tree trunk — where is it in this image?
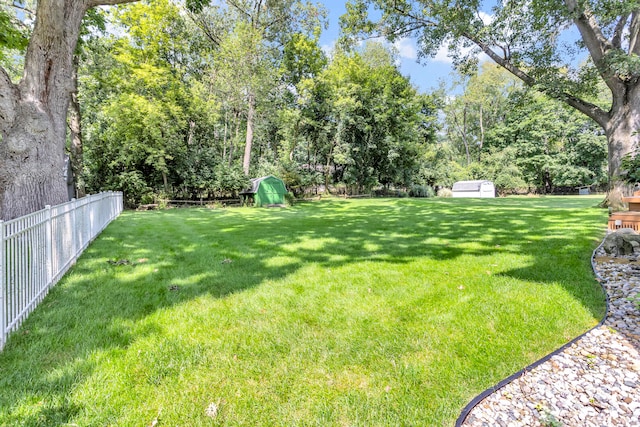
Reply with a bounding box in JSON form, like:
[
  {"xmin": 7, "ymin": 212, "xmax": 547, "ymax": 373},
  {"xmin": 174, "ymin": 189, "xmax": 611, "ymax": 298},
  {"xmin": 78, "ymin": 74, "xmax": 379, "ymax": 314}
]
[
  {"xmin": 242, "ymin": 92, "xmax": 255, "ymax": 176},
  {"xmin": 0, "ymin": 0, "xmax": 137, "ymax": 221},
  {"xmin": 0, "ymin": 0, "xmax": 86, "ymax": 220},
  {"xmin": 601, "ymin": 90, "xmax": 640, "ymax": 210}
]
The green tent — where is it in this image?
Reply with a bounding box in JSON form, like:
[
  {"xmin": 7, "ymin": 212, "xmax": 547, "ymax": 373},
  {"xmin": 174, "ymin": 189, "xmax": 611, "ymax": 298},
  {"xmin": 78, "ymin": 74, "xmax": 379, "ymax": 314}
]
[{"xmin": 241, "ymin": 176, "xmax": 287, "ymax": 207}]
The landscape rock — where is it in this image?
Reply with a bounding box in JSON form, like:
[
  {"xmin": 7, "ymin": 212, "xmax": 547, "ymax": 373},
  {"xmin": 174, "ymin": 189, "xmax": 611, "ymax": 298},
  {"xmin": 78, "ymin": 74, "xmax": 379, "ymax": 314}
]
[{"xmin": 603, "ymin": 229, "xmax": 640, "ymax": 255}]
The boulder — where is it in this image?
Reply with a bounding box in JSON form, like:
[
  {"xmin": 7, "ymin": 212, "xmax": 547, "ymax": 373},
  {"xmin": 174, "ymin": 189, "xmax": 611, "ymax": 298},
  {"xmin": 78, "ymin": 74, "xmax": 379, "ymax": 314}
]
[{"xmin": 603, "ymin": 228, "xmax": 640, "ymax": 255}]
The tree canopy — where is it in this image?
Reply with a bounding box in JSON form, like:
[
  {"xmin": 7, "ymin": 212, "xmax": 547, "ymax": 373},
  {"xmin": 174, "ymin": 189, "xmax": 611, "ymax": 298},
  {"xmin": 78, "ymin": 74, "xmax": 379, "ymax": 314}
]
[
  {"xmin": 0, "ymin": 0, "xmax": 617, "ymax": 215},
  {"xmin": 341, "ymin": 0, "xmax": 640, "ymax": 207}
]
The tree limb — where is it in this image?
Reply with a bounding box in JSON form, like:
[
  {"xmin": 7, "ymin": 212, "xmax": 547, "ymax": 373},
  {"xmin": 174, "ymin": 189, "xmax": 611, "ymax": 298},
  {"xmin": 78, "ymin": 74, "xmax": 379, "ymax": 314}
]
[
  {"xmin": 559, "ymin": 92, "xmax": 609, "ymax": 128},
  {"xmin": 188, "ymin": 12, "xmax": 222, "ymax": 46},
  {"xmin": 226, "ymin": 0, "xmax": 252, "ymax": 22},
  {"xmin": 87, "ymin": 0, "xmax": 138, "ymax": 7},
  {"xmin": 465, "ymin": 32, "xmax": 610, "ymax": 128},
  {"xmin": 254, "ymin": 0, "xmax": 263, "ymax": 26},
  {"xmin": 264, "ymin": 15, "xmax": 288, "ymax": 36},
  {"xmin": 389, "ymin": 2, "xmax": 436, "ymax": 29},
  {"xmin": 356, "ymin": 0, "xmax": 614, "ymax": 130},
  {"xmin": 612, "ymin": 13, "xmax": 629, "ymax": 49},
  {"xmin": 629, "ymin": 10, "xmax": 640, "ymax": 55},
  {"xmin": 7, "ymin": 2, "xmax": 35, "ymax": 18},
  {"xmin": 467, "ymin": 33, "xmax": 535, "ymax": 86},
  {"xmin": 563, "ymin": 1, "xmax": 631, "ymax": 100},
  {"xmin": 564, "ymin": 0, "xmax": 611, "ymax": 65}
]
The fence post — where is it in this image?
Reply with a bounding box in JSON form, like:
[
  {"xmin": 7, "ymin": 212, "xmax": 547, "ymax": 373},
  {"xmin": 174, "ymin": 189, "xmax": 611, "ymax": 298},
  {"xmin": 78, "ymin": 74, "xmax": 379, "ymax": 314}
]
[
  {"xmin": 45, "ymin": 205, "xmax": 52, "ymax": 287},
  {"xmin": 0, "ymin": 220, "xmax": 5, "ymax": 350},
  {"xmin": 71, "ymin": 199, "xmax": 78, "ymax": 259}
]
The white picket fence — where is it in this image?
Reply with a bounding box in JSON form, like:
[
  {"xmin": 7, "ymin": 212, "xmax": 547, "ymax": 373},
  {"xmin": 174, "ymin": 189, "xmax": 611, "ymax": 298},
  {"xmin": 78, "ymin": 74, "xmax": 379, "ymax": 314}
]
[{"xmin": 0, "ymin": 191, "xmax": 123, "ymax": 350}]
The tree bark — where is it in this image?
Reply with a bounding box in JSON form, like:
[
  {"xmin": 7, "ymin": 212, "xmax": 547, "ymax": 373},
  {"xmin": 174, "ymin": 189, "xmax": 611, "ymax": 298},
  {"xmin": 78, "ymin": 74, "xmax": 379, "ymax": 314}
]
[
  {"xmin": 68, "ymin": 53, "xmax": 84, "ymax": 198},
  {"xmin": 229, "ymin": 111, "xmax": 240, "ymax": 167},
  {"xmin": 602, "ymin": 84, "xmax": 640, "ymax": 210},
  {"xmin": 0, "ymin": 0, "xmax": 137, "ymax": 220},
  {"xmin": 242, "ymin": 92, "xmax": 255, "ymax": 176},
  {"xmin": 478, "ymin": 104, "xmax": 484, "ymax": 162},
  {"xmin": 0, "ymin": 0, "xmax": 85, "ymax": 220}
]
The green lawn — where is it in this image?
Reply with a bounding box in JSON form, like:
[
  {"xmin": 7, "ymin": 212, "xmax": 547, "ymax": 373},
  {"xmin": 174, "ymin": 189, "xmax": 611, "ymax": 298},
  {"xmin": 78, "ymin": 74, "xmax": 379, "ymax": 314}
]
[{"xmin": 0, "ymin": 197, "xmax": 607, "ymax": 426}]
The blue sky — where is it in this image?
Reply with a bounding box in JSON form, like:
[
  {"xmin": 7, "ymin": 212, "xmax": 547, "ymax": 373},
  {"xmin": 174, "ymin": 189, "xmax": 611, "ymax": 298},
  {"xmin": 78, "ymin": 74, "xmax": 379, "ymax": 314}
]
[
  {"xmin": 316, "ymin": 0, "xmax": 464, "ymax": 94},
  {"xmin": 316, "ymin": 1, "xmax": 588, "ymax": 95}
]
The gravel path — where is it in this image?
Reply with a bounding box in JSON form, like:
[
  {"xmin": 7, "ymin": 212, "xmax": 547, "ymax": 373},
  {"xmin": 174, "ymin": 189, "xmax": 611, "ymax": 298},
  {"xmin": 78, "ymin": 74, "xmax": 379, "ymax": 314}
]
[{"xmin": 459, "ymin": 248, "xmax": 640, "ymax": 427}]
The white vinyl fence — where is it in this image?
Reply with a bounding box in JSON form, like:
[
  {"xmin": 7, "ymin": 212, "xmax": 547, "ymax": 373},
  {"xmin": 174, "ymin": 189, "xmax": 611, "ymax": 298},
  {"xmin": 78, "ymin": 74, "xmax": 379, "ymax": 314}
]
[{"xmin": 0, "ymin": 191, "xmax": 123, "ymax": 350}]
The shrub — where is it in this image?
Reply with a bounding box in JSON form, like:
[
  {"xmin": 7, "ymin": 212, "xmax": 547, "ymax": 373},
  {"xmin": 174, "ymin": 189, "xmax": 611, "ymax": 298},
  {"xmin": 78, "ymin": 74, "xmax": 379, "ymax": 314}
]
[
  {"xmin": 409, "ymin": 185, "xmax": 435, "ymax": 198},
  {"xmin": 154, "ymin": 191, "xmax": 170, "ymax": 209},
  {"xmin": 437, "ymin": 188, "xmax": 453, "ymax": 198},
  {"xmin": 211, "ymin": 164, "xmax": 249, "ymax": 197},
  {"xmin": 284, "ymin": 192, "xmax": 295, "ymax": 206},
  {"xmin": 116, "ymin": 171, "xmax": 153, "ymax": 208}
]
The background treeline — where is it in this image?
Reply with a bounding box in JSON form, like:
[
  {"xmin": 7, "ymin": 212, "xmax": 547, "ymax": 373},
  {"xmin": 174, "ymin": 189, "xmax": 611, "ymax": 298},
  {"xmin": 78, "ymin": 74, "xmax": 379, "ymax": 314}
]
[{"xmin": 42, "ymin": 0, "xmax": 607, "ymax": 205}]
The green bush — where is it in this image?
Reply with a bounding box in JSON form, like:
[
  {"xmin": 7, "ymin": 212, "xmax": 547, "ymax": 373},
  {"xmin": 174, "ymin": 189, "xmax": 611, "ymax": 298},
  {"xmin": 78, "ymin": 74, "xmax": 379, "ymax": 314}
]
[
  {"xmin": 211, "ymin": 164, "xmax": 249, "ymax": 197},
  {"xmin": 154, "ymin": 191, "xmax": 170, "ymax": 209},
  {"xmin": 437, "ymin": 188, "xmax": 453, "ymax": 198},
  {"xmin": 284, "ymin": 192, "xmax": 296, "ymax": 206},
  {"xmin": 116, "ymin": 171, "xmax": 153, "ymax": 208},
  {"xmin": 409, "ymin": 185, "xmax": 435, "ymax": 198}
]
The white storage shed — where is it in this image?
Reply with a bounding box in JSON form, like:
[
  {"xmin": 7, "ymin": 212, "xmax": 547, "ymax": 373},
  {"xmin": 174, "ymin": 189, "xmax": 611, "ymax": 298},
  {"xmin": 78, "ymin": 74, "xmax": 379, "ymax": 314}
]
[{"xmin": 452, "ymin": 180, "xmax": 495, "ymax": 198}]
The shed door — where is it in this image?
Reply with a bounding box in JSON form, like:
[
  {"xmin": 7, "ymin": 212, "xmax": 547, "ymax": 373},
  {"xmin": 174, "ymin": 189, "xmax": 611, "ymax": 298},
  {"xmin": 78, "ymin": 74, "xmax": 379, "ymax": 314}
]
[{"xmin": 260, "ymin": 179, "xmax": 286, "ymax": 204}]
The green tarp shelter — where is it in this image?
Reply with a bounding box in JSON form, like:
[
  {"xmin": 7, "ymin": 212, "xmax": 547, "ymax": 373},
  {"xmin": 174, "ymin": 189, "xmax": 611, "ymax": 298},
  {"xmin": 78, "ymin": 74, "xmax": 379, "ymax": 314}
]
[{"xmin": 241, "ymin": 175, "xmax": 287, "ymax": 207}]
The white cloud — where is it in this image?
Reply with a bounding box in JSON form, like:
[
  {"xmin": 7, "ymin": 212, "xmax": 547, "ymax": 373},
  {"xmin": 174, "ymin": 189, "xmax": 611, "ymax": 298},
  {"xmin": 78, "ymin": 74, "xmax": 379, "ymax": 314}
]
[
  {"xmin": 433, "ymin": 44, "xmax": 453, "ymax": 64},
  {"xmin": 478, "ymin": 11, "xmax": 493, "ymax": 25},
  {"xmin": 321, "ymin": 41, "xmax": 336, "ymax": 58},
  {"xmin": 393, "ymin": 38, "xmax": 418, "ymax": 60},
  {"xmin": 432, "ymin": 41, "xmax": 491, "ymax": 65}
]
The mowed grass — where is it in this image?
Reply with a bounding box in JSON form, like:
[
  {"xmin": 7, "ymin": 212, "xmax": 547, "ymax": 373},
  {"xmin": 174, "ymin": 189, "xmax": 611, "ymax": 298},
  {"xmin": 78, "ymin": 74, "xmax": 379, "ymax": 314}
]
[{"xmin": 0, "ymin": 197, "xmax": 607, "ymax": 426}]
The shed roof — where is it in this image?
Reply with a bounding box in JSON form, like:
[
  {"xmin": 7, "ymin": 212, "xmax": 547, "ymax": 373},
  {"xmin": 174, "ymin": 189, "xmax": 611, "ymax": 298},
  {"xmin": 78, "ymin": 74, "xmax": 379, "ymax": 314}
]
[
  {"xmin": 241, "ymin": 175, "xmax": 284, "ymax": 194},
  {"xmin": 452, "ymin": 180, "xmax": 493, "ymax": 192}
]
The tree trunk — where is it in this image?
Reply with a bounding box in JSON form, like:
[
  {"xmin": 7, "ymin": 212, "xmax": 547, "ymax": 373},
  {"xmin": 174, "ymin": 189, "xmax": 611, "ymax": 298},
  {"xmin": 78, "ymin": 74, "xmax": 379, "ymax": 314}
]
[
  {"xmin": 222, "ymin": 111, "xmax": 228, "ymax": 160},
  {"xmin": 68, "ymin": 53, "xmax": 85, "ymax": 198},
  {"xmin": 0, "ymin": 0, "xmax": 87, "ymax": 220},
  {"xmin": 463, "ymin": 106, "xmax": 470, "ymax": 166},
  {"xmin": 478, "ymin": 104, "xmax": 484, "ymax": 162},
  {"xmin": 602, "ymin": 92, "xmax": 640, "ymax": 210},
  {"xmin": 229, "ymin": 112, "xmax": 239, "ymax": 167},
  {"xmin": 242, "ymin": 93, "xmax": 255, "ymax": 176},
  {"xmin": 0, "ymin": 0, "xmax": 137, "ymax": 220}
]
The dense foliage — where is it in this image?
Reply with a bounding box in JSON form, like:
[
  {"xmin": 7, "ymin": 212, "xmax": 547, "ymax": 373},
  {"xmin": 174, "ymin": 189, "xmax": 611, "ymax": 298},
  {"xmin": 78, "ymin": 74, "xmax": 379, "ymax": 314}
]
[
  {"xmin": 73, "ymin": 1, "xmax": 441, "ymax": 205},
  {"xmin": 428, "ymin": 64, "xmax": 608, "ymax": 194},
  {"xmin": 341, "ymin": 0, "xmax": 640, "ymax": 209},
  {"xmin": 1, "ymin": 0, "xmax": 610, "ymax": 206}
]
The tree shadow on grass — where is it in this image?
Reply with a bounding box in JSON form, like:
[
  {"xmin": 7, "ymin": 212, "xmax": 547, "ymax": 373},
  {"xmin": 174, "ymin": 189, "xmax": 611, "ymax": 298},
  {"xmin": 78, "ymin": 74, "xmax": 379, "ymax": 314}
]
[{"xmin": 0, "ymin": 197, "xmax": 608, "ymax": 425}]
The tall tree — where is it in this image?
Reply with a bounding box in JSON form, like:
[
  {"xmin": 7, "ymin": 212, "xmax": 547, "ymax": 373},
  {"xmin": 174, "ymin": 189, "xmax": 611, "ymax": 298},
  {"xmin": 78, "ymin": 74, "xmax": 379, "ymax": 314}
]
[
  {"xmin": 68, "ymin": 10, "xmax": 107, "ymax": 199},
  {"xmin": 189, "ymin": 0, "xmax": 326, "ymax": 176},
  {"xmin": 342, "ymin": 0, "xmax": 640, "ymax": 208},
  {"xmin": 321, "ymin": 43, "xmax": 430, "ymax": 192},
  {"xmin": 486, "ymin": 88, "xmax": 607, "ymax": 193},
  {"xmin": 80, "ymin": 0, "xmax": 216, "ymax": 205},
  {"xmin": 444, "ymin": 64, "xmax": 519, "ymax": 166},
  {"xmin": 0, "ymin": 0, "xmax": 137, "ymax": 220}
]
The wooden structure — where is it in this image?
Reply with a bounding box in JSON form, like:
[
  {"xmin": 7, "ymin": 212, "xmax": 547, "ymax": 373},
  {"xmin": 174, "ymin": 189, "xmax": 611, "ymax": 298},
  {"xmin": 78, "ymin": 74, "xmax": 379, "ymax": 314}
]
[
  {"xmin": 609, "ymin": 191, "xmax": 640, "ymax": 231},
  {"xmin": 240, "ymin": 175, "xmax": 287, "ymax": 207},
  {"xmin": 452, "ymin": 180, "xmax": 495, "ymax": 198}
]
